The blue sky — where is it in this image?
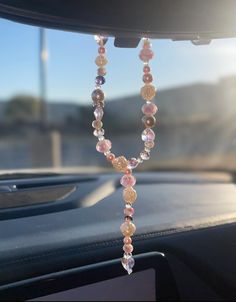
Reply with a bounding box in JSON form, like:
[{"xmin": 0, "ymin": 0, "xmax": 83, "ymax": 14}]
[{"xmin": 0, "ymin": 18, "xmax": 236, "ymax": 104}]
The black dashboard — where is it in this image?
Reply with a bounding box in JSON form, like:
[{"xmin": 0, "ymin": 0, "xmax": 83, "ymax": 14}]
[{"xmin": 0, "ymin": 172, "xmax": 236, "ymax": 300}]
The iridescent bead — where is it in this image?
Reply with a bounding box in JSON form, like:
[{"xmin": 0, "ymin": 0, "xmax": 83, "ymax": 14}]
[
  {"xmin": 112, "ymin": 156, "xmax": 128, "ymax": 172},
  {"xmin": 145, "ymin": 141, "xmax": 155, "ymax": 149},
  {"xmin": 142, "ymin": 128, "xmax": 155, "ymax": 142},
  {"xmin": 92, "ymin": 89, "xmax": 105, "ymax": 102},
  {"xmin": 95, "ymin": 75, "xmax": 105, "ymax": 85},
  {"xmin": 107, "ymin": 153, "xmax": 115, "ymax": 161},
  {"xmin": 95, "ymin": 55, "xmax": 108, "ymax": 67},
  {"xmin": 121, "ymin": 255, "xmax": 135, "ymax": 275},
  {"xmin": 127, "ymin": 158, "xmax": 139, "ymax": 170},
  {"xmin": 98, "ymin": 46, "xmax": 106, "ymax": 54},
  {"xmin": 97, "ymin": 67, "xmax": 106, "ymax": 76},
  {"xmin": 92, "ymin": 120, "xmax": 103, "ymax": 129},
  {"xmin": 120, "ymin": 175, "xmax": 136, "ymax": 187},
  {"xmin": 94, "ymin": 35, "xmax": 108, "ymax": 46},
  {"xmin": 120, "ymin": 221, "xmax": 136, "ymax": 236},
  {"xmin": 143, "ymin": 65, "xmax": 150, "ymax": 73},
  {"xmin": 143, "ymin": 73, "xmax": 153, "ymax": 84},
  {"xmin": 94, "ymin": 107, "xmax": 104, "ymax": 120},
  {"xmin": 93, "ymin": 128, "xmax": 105, "ymax": 137},
  {"xmin": 124, "ymin": 206, "xmax": 134, "ymax": 217},
  {"xmin": 139, "ymin": 48, "xmax": 154, "ymax": 62},
  {"xmin": 96, "ymin": 139, "xmax": 112, "ymax": 153},
  {"xmin": 123, "ymin": 187, "xmax": 137, "ymax": 203},
  {"xmin": 123, "ymin": 236, "xmax": 132, "ymax": 244},
  {"xmin": 142, "ymin": 103, "xmax": 158, "ymax": 116},
  {"xmin": 142, "ymin": 115, "xmax": 156, "ymax": 128},
  {"xmin": 123, "ymin": 244, "xmax": 134, "ymax": 254},
  {"xmin": 140, "ymin": 150, "xmax": 150, "ymax": 160},
  {"xmin": 141, "ymin": 84, "xmax": 156, "ymax": 101}
]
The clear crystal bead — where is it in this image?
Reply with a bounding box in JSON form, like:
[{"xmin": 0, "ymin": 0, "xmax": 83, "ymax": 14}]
[
  {"xmin": 141, "ymin": 128, "xmax": 155, "ymax": 142},
  {"xmin": 140, "ymin": 150, "xmax": 150, "ymax": 160},
  {"xmin": 98, "ymin": 136, "xmax": 104, "ymax": 141},
  {"xmin": 121, "ymin": 254, "xmax": 135, "ymax": 275},
  {"xmin": 127, "ymin": 158, "xmax": 139, "ymax": 170},
  {"xmin": 94, "ymin": 107, "xmax": 104, "ymax": 120},
  {"xmin": 93, "ymin": 128, "xmax": 105, "ymax": 137},
  {"xmin": 94, "ymin": 35, "xmax": 108, "ymax": 46}
]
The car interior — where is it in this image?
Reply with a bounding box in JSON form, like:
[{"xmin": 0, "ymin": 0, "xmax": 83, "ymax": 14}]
[{"xmin": 0, "ymin": 1, "xmax": 236, "ymax": 301}]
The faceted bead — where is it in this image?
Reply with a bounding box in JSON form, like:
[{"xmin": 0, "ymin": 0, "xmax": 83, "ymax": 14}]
[
  {"xmin": 139, "ymin": 48, "xmax": 154, "ymax": 62},
  {"xmin": 92, "ymin": 120, "xmax": 103, "ymax": 129},
  {"xmin": 140, "ymin": 150, "xmax": 150, "ymax": 160},
  {"xmin": 142, "ymin": 115, "xmax": 156, "ymax": 128},
  {"xmin": 94, "ymin": 107, "xmax": 104, "ymax": 120},
  {"xmin": 97, "ymin": 67, "xmax": 106, "ymax": 76},
  {"xmin": 96, "ymin": 139, "xmax": 112, "ymax": 153},
  {"xmin": 124, "ymin": 206, "xmax": 134, "ymax": 217},
  {"xmin": 143, "ymin": 65, "xmax": 150, "ymax": 73},
  {"xmin": 141, "ymin": 84, "xmax": 156, "ymax": 101},
  {"xmin": 123, "ymin": 187, "xmax": 137, "ymax": 203},
  {"xmin": 95, "ymin": 55, "xmax": 108, "ymax": 67},
  {"xmin": 123, "ymin": 236, "xmax": 132, "ymax": 244},
  {"xmin": 94, "ymin": 35, "xmax": 108, "ymax": 46},
  {"xmin": 123, "ymin": 244, "xmax": 134, "ymax": 254},
  {"xmin": 145, "ymin": 141, "xmax": 155, "ymax": 149},
  {"xmin": 120, "ymin": 221, "xmax": 136, "ymax": 236},
  {"xmin": 93, "ymin": 128, "xmax": 105, "ymax": 137},
  {"xmin": 142, "ymin": 128, "xmax": 155, "ymax": 142},
  {"xmin": 95, "ymin": 75, "xmax": 105, "ymax": 85},
  {"xmin": 112, "ymin": 156, "xmax": 128, "ymax": 172},
  {"xmin": 98, "ymin": 46, "xmax": 106, "ymax": 54},
  {"xmin": 142, "ymin": 103, "xmax": 158, "ymax": 116},
  {"xmin": 121, "ymin": 255, "xmax": 135, "ymax": 275},
  {"xmin": 143, "ymin": 73, "xmax": 153, "ymax": 84},
  {"xmin": 127, "ymin": 158, "xmax": 139, "ymax": 170},
  {"xmin": 107, "ymin": 153, "xmax": 115, "ymax": 161},
  {"xmin": 120, "ymin": 175, "xmax": 136, "ymax": 187},
  {"xmin": 92, "ymin": 89, "xmax": 105, "ymax": 102}
]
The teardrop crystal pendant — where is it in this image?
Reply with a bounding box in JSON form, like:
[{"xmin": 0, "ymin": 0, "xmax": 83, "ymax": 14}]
[{"xmin": 121, "ymin": 254, "xmax": 135, "ymax": 275}]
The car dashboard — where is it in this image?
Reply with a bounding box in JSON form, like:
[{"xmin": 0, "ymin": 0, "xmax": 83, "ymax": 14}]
[{"xmin": 0, "ymin": 172, "xmax": 235, "ymax": 300}]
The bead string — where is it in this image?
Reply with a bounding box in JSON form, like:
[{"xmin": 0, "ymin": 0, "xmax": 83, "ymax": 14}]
[{"xmin": 92, "ymin": 35, "xmax": 158, "ymax": 274}]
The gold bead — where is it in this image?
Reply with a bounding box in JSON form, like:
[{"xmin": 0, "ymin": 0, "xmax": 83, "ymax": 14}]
[
  {"xmin": 95, "ymin": 55, "xmax": 108, "ymax": 67},
  {"xmin": 112, "ymin": 156, "xmax": 128, "ymax": 172},
  {"xmin": 120, "ymin": 221, "xmax": 136, "ymax": 237},
  {"xmin": 141, "ymin": 84, "xmax": 156, "ymax": 101},
  {"xmin": 123, "ymin": 187, "xmax": 137, "ymax": 204}
]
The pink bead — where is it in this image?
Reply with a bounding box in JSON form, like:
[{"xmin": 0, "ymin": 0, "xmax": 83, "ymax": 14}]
[
  {"xmin": 96, "ymin": 139, "xmax": 112, "ymax": 153},
  {"xmin": 124, "ymin": 207, "xmax": 134, "ymax": 217},
  {"xmin": 120, "ymin": 175, "xmax": 136, "ymax": 187},
  {"xmin": 123, "ymin": 237, "xmax": 132, "ymax": 244},
  {"xmin": 97, "ymin": 67, "xmax": 106, "ymax": 76},
  {"xmin": 123, "ymin": 244, "xmax": 134, "ymax": 254},
  {"xmin": 143, "ymin": 73, "xmax": 153, "ymax": 84},
  {"xmin": 143, "ymin": 65, "xmax": 150, "ymax": 73},
  {"xmin": 139, "ymin": 49, "xmax": 154, "ymax": 62},
  {"xmin": 142, "ymin": 103, "xmax": 158, "ymax": 116},
  {"xmin": 98, "ymin": 46, "xmax": 106, "ymax": 54}
]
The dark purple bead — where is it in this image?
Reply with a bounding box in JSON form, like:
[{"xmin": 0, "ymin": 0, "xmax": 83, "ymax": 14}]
[{"xmin": 95, "ymin": 75, "xmax": 105, "ymax": 85}]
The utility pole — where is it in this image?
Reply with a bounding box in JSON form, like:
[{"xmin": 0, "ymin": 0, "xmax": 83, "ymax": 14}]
[{"xmin": 39, "ymin": 27, "xmax": 48, "ymax": 128}]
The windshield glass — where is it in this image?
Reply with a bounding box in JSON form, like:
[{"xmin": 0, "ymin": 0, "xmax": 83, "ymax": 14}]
[{"xmin": 1, "ymin": 19, "xmax": 236, "ymax": 173}]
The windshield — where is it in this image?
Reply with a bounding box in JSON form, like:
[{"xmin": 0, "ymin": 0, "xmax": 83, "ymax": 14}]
[{"xmin": 1, "ymin": 19, "xmax": 236, "ymax": 173}]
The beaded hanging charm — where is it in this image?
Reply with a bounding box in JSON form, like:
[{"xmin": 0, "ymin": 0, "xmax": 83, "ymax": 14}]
[{"xmin": 92, "ymin": 36, "xmax": 157, "ymax": 274}]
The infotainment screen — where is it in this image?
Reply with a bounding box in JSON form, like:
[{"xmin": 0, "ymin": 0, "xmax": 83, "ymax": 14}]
[
  {"xmin": 0, "ymin": 252, "xmax": 179, "ymax": 301},
  {"xmin": 31, "ymin": 269, "xmax": 156, "ymax": 301}
]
